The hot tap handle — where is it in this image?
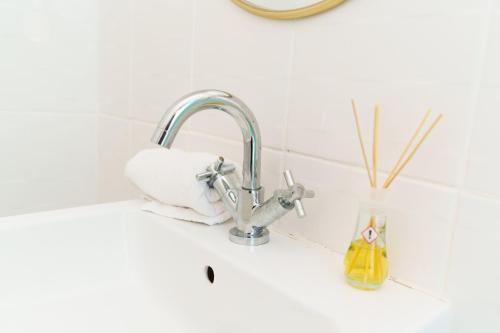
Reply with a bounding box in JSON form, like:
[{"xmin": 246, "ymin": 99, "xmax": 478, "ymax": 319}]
[
  {"xmin": 283, "ymin": 170, "xmax": 314, "ymax": 218},
  {"xmin": 195, "ymin": 156, "xmax": 236, "ymax": 183}
]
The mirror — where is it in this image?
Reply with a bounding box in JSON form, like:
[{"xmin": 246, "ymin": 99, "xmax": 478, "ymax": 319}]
[{"xmin": 231, "ymin": 0, "xmax": 346, "ymax": 19}]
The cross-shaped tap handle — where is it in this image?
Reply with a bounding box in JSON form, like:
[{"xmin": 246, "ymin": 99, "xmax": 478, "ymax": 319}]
[
  {"xmin": 196, "ymin": 156, "xmax": 236, "ymax": 185},
  {"xmin": 283, "ymin": 170, "xmax": 314, "ymax": 218}
]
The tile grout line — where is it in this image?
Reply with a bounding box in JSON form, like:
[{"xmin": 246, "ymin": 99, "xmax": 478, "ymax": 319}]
[
  {"xmin": 280, "ymin": 27, "xmax": 297, "ymax": 184},
  {"xmin": 126, "ymin": 0, "xmax": 135, "ymax": 163},
  {"xmin": 189, "ymin": 0, "xmax": 198, "ymax": 92},
  {"xmin": 127, "ymin": 0, "xmax": 134, "ymax": 121},
  {"xmin": 0, "ymin": 110, "xmax": 97, "ymax": 117}
]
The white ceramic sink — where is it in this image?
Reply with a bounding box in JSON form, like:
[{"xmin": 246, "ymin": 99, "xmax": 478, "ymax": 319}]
[{"xmin": 0, "ymin": 201, "xmax": 450, "ymax": 332}]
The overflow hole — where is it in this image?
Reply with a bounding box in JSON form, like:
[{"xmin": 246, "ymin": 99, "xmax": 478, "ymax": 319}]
[{"xmin": 205, "ymin": 266, "xmax": 215, "ymax": 284}]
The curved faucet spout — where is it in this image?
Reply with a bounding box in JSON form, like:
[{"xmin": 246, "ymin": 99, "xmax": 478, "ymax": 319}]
[{"xmin": 151, "ymin": 90, "xmax": 262, "ymax": 190}]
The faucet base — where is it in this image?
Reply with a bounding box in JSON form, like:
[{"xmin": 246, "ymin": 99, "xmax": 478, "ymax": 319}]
[{"xmin": 229, "ymin": 227, "xmax": 269, "ymax": 246}]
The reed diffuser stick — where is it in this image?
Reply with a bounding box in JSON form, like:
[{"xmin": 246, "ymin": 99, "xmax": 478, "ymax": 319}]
[
  {"xmin": 383, "ymin": 109, "xmax": 432, "ymax": 188},
  {"xmin": 362, "ymin": 105, "xmax": 380, "ymax": 283},
  {"xmin": 384, "ymin": 114, "xmax": 443, "ymax": 188},
  {"xmin": 351, "ymin": 99, "xmax": 375, "ymax": 187},
  {"xmin": 372, "ymin": 105, "xmax": 380, "ymax": 188},
  {"xmin": 346, "ymin": 102, "xmax": 442, "ymax": 290}
]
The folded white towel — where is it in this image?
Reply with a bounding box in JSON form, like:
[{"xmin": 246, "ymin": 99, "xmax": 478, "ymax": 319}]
[
  {"xmin": 125, "ymin": 148, "xmax": 234, "ymax": 223},
  {"xmin": 142, "ymin": 200, "xmax": 230, "ymax": 225}
]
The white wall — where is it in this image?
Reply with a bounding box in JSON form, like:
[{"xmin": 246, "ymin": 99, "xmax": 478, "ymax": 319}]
[
  {"xmin": 0, "ymin": 0, "xmax": 100, "ymax": 216},
  {"xmin": 98, "ymin": 0, "xmax": 499, "ymax": 331}
]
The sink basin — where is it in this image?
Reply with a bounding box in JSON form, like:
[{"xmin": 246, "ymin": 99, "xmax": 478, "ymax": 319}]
[{"xmin": 0, "ymin": 201, "xmax": 450, "ymax": 332}]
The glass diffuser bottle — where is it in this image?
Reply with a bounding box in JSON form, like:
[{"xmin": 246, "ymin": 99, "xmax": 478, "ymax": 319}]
[
  {"xmin": 344, "ymin": 189, "xmax": 388, "ymax": 290},
  {"xmin": 347, "ymin": 99, "xmax": 442, "ymax": 290}
]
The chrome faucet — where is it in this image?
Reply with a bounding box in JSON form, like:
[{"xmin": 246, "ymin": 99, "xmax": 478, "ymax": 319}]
[{"xmin": 152, "ymin": 90, "xmax": 314, "ymax": 246}]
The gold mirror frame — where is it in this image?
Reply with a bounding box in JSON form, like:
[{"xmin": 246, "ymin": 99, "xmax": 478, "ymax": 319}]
[{"xmin": 231, "ymin": 0, "xmax": 346, "ymax": 20}]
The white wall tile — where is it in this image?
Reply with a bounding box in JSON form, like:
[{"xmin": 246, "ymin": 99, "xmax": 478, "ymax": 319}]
[
  {"xmin": 464, "ymin": 7, "xmax": 500, "ymax": 196},
  {"xmin": 189, "ymin": 76, "xmax": 289, "ymax": 149},
  {"xmin": 0, "ymin": 112, "xmax": 98, "ymax": 216},
  {"xmin": 274, "ymin": 152, "xmax": 457, "ymax": 294},
  {"xmin": 130, "ymin": 0, "xmax": 194, "ymax": 123},
  {"xmin": 479, "ymin": 9, "xmax": 500, "ymax": 86},
  {"xmin": 0, "ymin": 178, "xmax": 98, "ymax": 217},
  {"xmin": 0, "ymin": 1, "xmax": 99, "ymax": 113},
  {"xmin": 97, "ymin": 115, "xmax": 135, "ymax": 202},
  {"xmin": 29, "ymin": 117, "xmax": 97, "ymax": 183},
  {"xmin": 286, "ymin": 78, "xmax": 474, "ymax": 186},
  {"xmin": 193, "ymin": 0, "xmax": 293, "ymax": 81},
  {"xmin": 292, "ymin": 14, "xmax": 484, "ymax": 85},
  {"xmin": 188, "ymin": 0, "xmax": 293, "ymax": 149},
  {"xmin": 130, "ymin": 121, "xmax": 157, "ymax": 155},
  {"xmin": 100, "ymin": 0, "xmax": 131, "ymax": 118},
  {"xmin": 447, "ymin": 193, "xmax": 500, "ymax": 332},
  {"xmin": 0, "ymin": 0, "xmax": 100, "ymax": 217},
  {"xmin": 465, "ymin": 86, "xmax": 500, "ymax": 196}
]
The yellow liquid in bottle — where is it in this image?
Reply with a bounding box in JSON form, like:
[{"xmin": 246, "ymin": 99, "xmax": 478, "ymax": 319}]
[{"xmin": 344, "ymin": 239, "xmax": 388, "ymax": 290}]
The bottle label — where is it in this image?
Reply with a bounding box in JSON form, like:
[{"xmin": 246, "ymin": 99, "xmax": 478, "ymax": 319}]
[{"xmin": 362, "ymin": 226, "xmax": 378, "ymax": 244}]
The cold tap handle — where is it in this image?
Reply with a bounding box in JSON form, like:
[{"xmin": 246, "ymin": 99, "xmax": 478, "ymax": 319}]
[{"xmin": 283, "ymin": 170, "xmax": 314, "ymax": 218}]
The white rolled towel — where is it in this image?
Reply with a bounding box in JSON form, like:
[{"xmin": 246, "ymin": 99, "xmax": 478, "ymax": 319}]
[{"xmin": 125, "ymin": 148, "xmax": 234, "ymax": 225}]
